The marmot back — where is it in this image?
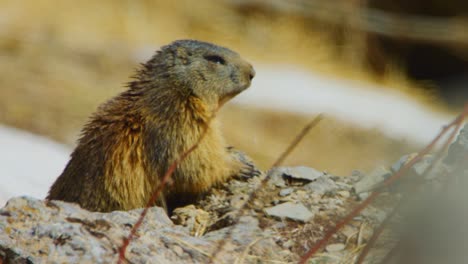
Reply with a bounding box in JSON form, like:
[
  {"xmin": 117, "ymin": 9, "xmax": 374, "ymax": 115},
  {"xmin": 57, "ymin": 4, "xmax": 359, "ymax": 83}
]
[{"xmin": 47, "ymin": 40, "xmax": 258, "ymax": 213}]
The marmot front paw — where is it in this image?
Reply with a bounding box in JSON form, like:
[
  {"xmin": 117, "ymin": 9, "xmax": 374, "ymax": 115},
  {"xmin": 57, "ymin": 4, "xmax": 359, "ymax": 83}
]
[{"xmin": 227, "ymin": 147, "xmax": 262, "ymax": 179}]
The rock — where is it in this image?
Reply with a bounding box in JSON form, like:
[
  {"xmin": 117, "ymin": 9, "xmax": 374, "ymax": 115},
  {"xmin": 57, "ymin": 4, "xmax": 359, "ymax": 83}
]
[
  {"xmin": 266, "ymin": 168, "xmax": 287, "ymax": 187},
  {"xmin": 412, "ymin": 155, "xmax": 434, "ymax": 177},
  {"xmin": 229, "ymin": 194, "xmax": 249, "ymax": 209},
  {"xmin": 445, "ymin": 123, "xmax": 468, "ymax": 167},
  {"xmin": 0, "ymin": 165, "xmax": 402, "ymax": 263},
  {"xmin": 282, "ymin": 240, "xmax": 294, "ymax": 249},
  {"xmin": 391, "ymin": 154, "xmax": 443, "ymax": 187},
  {"xmin": 351, "ymin": 170, "xmax": 365, "ymax": 180},
  {"xmin": 0, "ymin": 196, "xmax": 283, "ymax": 263},
  {"xmin": 279, "ymin": 188, "xmax": 294, "ymax": 197},
  {"xmin": 358, "ymin": 192, "xmax": 370, "ymax": 201},
  {"xmin": 203, "ymin": 216, "xmax": 282, "ymax": 261},
  {"xmin": 304, "ymin": 175, "xmax": 338, "ymax": 195},
  {"xmin": 171, "ymin": 205, "xmax": 211, "ymax": 237},
  {"xmin": 175, "ymin": 245, "xmax": 187, "ymax": 257},
  {"xmin": 325, "ymin": 243, "xmax": 346, "ymax": 252},
  {"xmin": 264, "ymin": 202, "xmax": 314, "ymax": 222},
  {"xmin": 341, "ymin": 225, "xmax": 357, "ymax": 239},
  {"xmin": 337, "ymin": 190, "xmax": 350, "ymax": 198},
  {"xmin": 282, "ymin": 166, "xmax": 324, "ymax": 182},
  {"xmin": 391, "ymin": 153, "xmax": 417, "ymax": 173},
  {"xmin": 203, "ymin": 216, "xmax": 259, "ymax": 243},
  {"xmin": 353, "ymin": 167, "xmax": 392, "ymax": 193}
]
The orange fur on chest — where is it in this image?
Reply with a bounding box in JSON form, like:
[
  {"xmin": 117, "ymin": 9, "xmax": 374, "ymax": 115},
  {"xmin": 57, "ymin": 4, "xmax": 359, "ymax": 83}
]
[
  {"xmin": 102, "ymin": 125, "xmax": 152, "ymax": 210},
  {"xmin": 96, "ymin": 96, "xmax": 239, "ymax": 210}
]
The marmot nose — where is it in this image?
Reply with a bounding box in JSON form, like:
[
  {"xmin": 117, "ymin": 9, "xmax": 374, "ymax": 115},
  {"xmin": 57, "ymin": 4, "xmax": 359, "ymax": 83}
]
[{"xmin": 248, "ymin": 65, "xmax": 255, "ymax": 81}]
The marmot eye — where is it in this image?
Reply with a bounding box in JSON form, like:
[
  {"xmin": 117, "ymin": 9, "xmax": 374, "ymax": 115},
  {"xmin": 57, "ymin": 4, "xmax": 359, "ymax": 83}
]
[{"xmin": 204, "ymin": 55, "xmax": 226, "ymax": 65}]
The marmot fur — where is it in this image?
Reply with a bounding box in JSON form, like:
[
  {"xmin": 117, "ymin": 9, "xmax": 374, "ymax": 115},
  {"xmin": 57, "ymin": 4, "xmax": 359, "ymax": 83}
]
[{"xmin": 47, "ymin": 40, "xmax": 258, "ymax": 213}]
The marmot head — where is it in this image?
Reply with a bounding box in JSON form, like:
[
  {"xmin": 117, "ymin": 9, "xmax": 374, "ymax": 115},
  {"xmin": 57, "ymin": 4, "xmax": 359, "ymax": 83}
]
[{"xmin": 140, "ymin": 39, "xmax": 255, "ymax": 108}]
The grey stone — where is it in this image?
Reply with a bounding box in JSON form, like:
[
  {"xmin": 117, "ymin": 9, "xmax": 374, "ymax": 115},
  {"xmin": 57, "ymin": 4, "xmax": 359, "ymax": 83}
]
[
  {"xmin": 282, "ymin": 240, "xmax": 294, "ymax": 249},
  {"xmin": 282, "ymin": 166, "xmax": 324, "ymax": 182},
  {"xmin": 358, "ymin": 192, "xmax": 370, "ymax": 201},
  {"xmin": 279, "ymin": 188, "xmax": 294, "ymax": 197},
  {"xmin": 391, "ymin": 154, "xmax": 413, "ymax": 173},
  {"xmin": 304, "ymin": 176, "xmax": 338, "ymax": 195},
  {"xmin": 337, "ymin": 190, "xmax": 350, "ymax": 198},
  {"xmin": 412, "ymin": 155, "xmax": 434, "ymax": 177},
  {"xmin": 264, "ymin": 202, "xmax": 314, "ymax": 222},
  {"xmin": 325, "ymin": 243, "xmax": 346, "ymax": 252},
  {"xmin": 267, "ymin": 168, "xmax": 287, "ymax": 187},
  {"xmin": 445, "ymin": 123, "xmax": 468, "ymax": 166},
  {"xmin": 353, "ymin": 167, "xmax": 391, "ymax": 193}
]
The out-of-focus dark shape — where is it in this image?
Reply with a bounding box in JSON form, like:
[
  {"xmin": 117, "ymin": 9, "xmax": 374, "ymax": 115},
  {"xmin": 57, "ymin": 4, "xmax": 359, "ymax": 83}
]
[
  {"xmin": 228, "ymin": 0, "xmax": 468, "ymax": 107},
  {"xmin": 383, "ymin": 124, "xmax": 468, "ymax": 263},
  {"xmin": 389, "ymin": 187, "xmax": 468, "ymax": 264},
  {"xmin": 366, "ymin": 0, "xmax": 468, "ymax": 108}
]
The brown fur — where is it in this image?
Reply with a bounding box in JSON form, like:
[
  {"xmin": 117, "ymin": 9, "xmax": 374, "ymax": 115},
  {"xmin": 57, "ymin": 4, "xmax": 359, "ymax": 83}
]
[{"xmin": 47, "ymin": 40, "xmax": 258, "ymax": 212}]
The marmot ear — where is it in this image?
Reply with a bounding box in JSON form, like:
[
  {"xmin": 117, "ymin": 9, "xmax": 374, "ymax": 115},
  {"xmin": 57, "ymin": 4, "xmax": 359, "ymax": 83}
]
[{"xmin": 174, "ymin": 47, "xmax": 191, "ymax": 65}]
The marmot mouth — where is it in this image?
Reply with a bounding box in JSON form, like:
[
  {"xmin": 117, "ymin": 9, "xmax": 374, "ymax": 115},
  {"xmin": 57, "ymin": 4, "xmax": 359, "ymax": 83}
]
[{"xmin": 219, "ymin": 89, "xmax": 243, "ymax": 106}]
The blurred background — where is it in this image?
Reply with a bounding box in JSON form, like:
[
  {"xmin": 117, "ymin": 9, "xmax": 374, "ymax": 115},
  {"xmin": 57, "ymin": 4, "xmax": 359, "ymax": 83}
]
[{"xmin": 0, "ymin": 0, "xmax": 467, "ymax": 202}]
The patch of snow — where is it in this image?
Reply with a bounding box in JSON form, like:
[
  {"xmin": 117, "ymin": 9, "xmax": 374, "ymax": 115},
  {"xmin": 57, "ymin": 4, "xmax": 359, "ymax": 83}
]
[
  {"xmin": 233, "ymin": 65, "xmax": 453, "ymax": 144},
  {"xmin": 0, "ymin": 125, "xmax": 70, "ymax": 206}
]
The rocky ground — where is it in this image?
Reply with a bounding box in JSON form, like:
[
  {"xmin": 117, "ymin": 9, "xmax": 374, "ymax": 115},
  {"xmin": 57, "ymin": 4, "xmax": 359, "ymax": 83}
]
[
  {"xmin": 0, "ymin": 168, "xmax": 397, "ymax": 263},
  {"xmin": 1, "ymin": 124, "xmax": 467, "ymax": 263}
]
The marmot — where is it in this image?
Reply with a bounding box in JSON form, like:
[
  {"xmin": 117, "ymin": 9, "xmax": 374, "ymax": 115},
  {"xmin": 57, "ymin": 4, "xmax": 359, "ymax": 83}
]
[{"xmin": 47, "ymin": 40, "xmax": 259, "ymax": 213}]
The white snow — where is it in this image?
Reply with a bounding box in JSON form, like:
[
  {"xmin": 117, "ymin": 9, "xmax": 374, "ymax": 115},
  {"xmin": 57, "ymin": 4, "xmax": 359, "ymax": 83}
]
[
  {"xmin": 0, "ymin": 125, "xmax": 70, "ymax": 206},
  {"xmin": 233, "ymin": 66, "xmax": 453, "ymax": 144},
  {"xmin": 0, "ymin": 65, "xmax": 455, "ymax": 205}
]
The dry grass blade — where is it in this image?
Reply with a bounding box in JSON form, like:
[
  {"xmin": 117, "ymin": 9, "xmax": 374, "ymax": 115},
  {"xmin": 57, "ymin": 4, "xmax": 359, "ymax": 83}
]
[
  {"xmin": 299, "ymin": 104, "xmax": 468, "ymax": 264},
  {"xmin": 209, "ymin": 114, "xmax": 324, "ymax": 263},
  {"xmin": 116, "ymin": 109, "xmax": 219, "ymax": 264}
]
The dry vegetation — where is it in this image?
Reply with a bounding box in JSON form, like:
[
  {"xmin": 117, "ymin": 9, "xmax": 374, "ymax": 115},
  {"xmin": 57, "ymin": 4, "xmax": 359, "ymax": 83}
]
[{"xmin": 0, "ymin": 0, "xmax": 433, "ymax": 175}]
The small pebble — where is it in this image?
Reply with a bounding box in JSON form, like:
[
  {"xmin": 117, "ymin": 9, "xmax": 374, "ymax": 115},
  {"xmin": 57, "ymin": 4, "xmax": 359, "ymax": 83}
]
[
  {"xmin": 326, "ymin": 243, "xmax": 346, "ymax": 252},
  {"xmin": 173, "ymin": 245, "xmax": 184, "ymax": 257},
  {"xmin": 341, "ymin": 225, "xmax": 357, "ymax": 239},
  {"xmin": 279, "ymin": 188, "xmax": 294, "ymax": 197},
  {"xmin": 282, "ymin": 240, "xmax": 294, "ymax": 249},
  {"xmin": 358, "ymin": 192, "xmax": 370, "ymax": 200},
  {"xmin": 265, "ymin": 202, "xmax": 314, "ymax": 222},
  {"xmin": 353, "ymin": 166, "xmax": 391, "ymax": 193},
  {"xmin": 391, "ymin": 154, "xmax": 416, "ymax": 173},
  {"xmin": 412, "ymin": 155, "xmax": 433, "ymax": 176},
  {"xmin": 337, "ymin": 190, "xmax": 350, "ymax": 198},
  {"xmin": 282, "ymin": 166, "xmax": 324, "ymax": 182}
]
